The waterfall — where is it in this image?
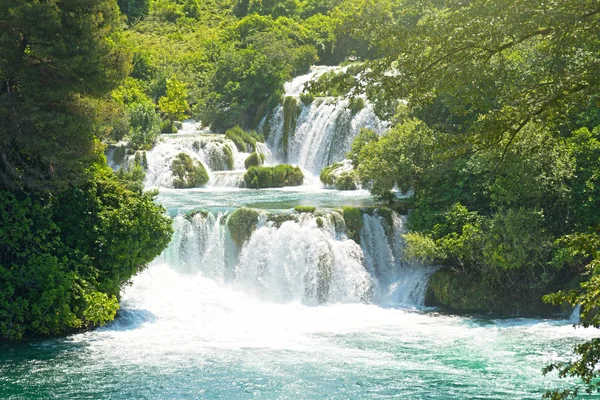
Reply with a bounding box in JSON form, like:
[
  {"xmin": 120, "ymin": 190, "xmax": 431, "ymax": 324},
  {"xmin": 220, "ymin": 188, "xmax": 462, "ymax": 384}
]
[
  {"xmin": 162, "ymin": 209, "xmax": 435, "ymax": 307},
  {"xmin": 265, "ymin": 67, "xmax": 388, "ymax": 174},
  {"xmin": 144, "ymin": 133, "xmax": 247, "ymax": 188}
]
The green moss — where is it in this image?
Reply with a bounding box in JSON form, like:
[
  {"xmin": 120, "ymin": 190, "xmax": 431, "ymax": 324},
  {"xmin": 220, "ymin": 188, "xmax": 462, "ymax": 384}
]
[
  {"xmin": 316, "ymin": 217, "xmax": 324, "ymax": 228},
  {"xmin": 282, "ymin": 96, "xmax": 300, "ymax": 158},
  {"xmin": 335, "ymin": 172, "xmax": 357, "ymax": 190},
  {"xmin": 244, "ymin": 165, "xmax": 304, "ymax": 188},
  {"xmin": 319, "ymin": 162, "xmax": 343, "ymax": 186},
  {"xmin": 342, "ymin": 206, "xmax": 364, "ymax": 243},
  {"xmin": 244, "ymin": 152, "xmax": 264, "ymax": 168},
  {"xmin": 227, "ymin": 208, "xmax": 260, "ymax": 247},
  {"xmin": 208, "ymin": 144, "xmax": 234, "ymax": 171},
  {"xmin": 294, "ymin": 206, "xmax": 316, "ymax": 213},
  {"xmin": 266, "ymin": 212, "xmax": 298, "ymax": 228},
  {"xmin": 225, "ymin": 126, "xmax": 262, "ymax": 152},
  {"xmin": 171, "ymin": 152, "xmax": 209, "ymax": 188},
  {"xmin": 425, "ymin": 268, "xmax": 559, "ymax": 317},
  {"xmin": 185, "ymin": 209, "xmax": 209, "ymax": 220},
  {"xmin": 348, "ymin": 97, "xmax": 365, "ymax": 115}
]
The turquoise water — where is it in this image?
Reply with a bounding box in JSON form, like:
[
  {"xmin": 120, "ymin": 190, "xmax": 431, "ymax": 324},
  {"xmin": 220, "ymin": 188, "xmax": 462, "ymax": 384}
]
[{"xmin": 1, "ymin": 189, "xmax": 597, "ymax": 399}]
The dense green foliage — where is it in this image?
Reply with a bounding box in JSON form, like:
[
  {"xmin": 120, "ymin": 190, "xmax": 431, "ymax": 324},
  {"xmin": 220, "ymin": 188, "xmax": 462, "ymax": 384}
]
[
  {"xmin": 244, "ymin": 165, "xmax": 304, "ymax": 188},
  {"xmin": 337, "ymin": 0, "xmax": 600, "ymax": 395},
  {"xmin": 225, "ymin": 126, "xmax": 262, "ymax": 152},
  {"xmin": 171, "ymin": 153, "xmax": 209, "ymax": 188},
  {"xmin": 0, "ymin": 165, "xmax": 172, "ymax": 340},
  {"xmin": 227, "ymin": 208, "xmax": 260, "ymax": 247}
]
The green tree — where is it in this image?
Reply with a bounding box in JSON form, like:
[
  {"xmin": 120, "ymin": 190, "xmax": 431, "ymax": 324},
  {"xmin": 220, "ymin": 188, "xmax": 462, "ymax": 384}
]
[
  {"xmin": 0, "ymin": 0, "xmax": 130, "ymax": 192},
  {"xmin": 158, "ymin": 76, "xmax": 189, "ymax": 122}
]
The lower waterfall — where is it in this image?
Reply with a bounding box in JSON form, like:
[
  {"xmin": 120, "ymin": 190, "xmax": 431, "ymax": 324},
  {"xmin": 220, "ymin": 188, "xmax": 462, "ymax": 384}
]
[{"xmin": 161, "ymin": 208, "xmax": 436, "ymax": 307}]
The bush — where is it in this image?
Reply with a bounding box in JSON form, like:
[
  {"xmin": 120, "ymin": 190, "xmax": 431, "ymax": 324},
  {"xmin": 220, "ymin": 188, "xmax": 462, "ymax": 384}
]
[
  {"xmin": 227, "ymin": 208, "xmax": 260, "ymax": 247},
  {"xmin": 294, "ymin": 206, "xmax": 316, "ymax": 213},
  {"xmin": 244, "ymin": 152, "xmax": 264, "ymax": 168},
  {"xmin": 171, "ymin": 153, "xmax": 209, "ymax": 188},
  {"xmin": 244, "ymin": 165, "xmax": 304, "ymax": 188}
]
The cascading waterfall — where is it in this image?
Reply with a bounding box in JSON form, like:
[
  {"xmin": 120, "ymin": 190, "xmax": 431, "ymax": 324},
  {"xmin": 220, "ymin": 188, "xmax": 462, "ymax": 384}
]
[
  {"xmin": 162, "ymin": 208, "xmax": 435, "ymax": 307},
  {"xmin": 144, "ymin": 133, "xmax": 249, "ymax": 188},
  {"xmin": 265, "ymin": 67, "xmax": 388, "ymax": 174}
]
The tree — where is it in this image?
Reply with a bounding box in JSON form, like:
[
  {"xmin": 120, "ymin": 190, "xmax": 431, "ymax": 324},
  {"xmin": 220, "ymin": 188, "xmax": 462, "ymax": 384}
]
[
  {"xmin": 158, "ymin": 76, "xmax": 189, "ymax": 122},
  {"xmin": 0, "ymin": 0, "xmax": 130, "ymax": 192}
]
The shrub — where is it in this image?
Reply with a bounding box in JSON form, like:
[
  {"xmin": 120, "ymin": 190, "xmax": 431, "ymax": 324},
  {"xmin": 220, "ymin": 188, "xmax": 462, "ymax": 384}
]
[
  {"xmin": 227, "ymin": 208, "xmax": 260, "ymax": 247},
  {"xmin": 244, "ymin": 152, "xmax": 264, "ymax": 168},
  {"xmin": 294, "ymin": 206, "xmax": 316, "ymax": 213},
  {"xmin": 171, "ymin": 153, "xmax": 209, "ymax": 188},
  {"xmin": 244, "ymin": 165, "xmax": 304, "ymax": 188}
]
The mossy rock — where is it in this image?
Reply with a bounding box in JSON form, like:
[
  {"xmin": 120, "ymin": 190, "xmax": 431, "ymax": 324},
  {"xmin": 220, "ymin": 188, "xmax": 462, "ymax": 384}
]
[
  {"xmin": 425, "ymin": 268, "xmax": 560, "ymax": 317},
  {"xmin": 225, "ymin": 126, "xmax": 262, "ymax": 152},
  {"xmin": 335, "ymin": 172, "xmax": 357, "ymax": 190},
  {"xmin": 320, "ymin": 162, "xmax": 343, "ymax": 186},
  {"xmin": 244, "ymin": 152, "xmax": 264, "ymax": 169},
  {"xmin": 244, "ymin": 165, "xmax": 304, "ymax": 188},
  {"xmin": 342, "ymin": 206, "xmax": 364, "ymax": 243},
  {"xmin": 266, "ymin": 212, "xmax": 298, "ymax": 228},
  {"xmin": 208, "ymin": 144, "xmax": 234, "ymax": 171},
  {"xmin": 319, "ymin": 163, "xmax": 359, "ymax": 190},
  {"xmin": 185, "ymin": 209, "xmax": 209, "ymax": 220},
  {"xmin": 316, "ymin": 217, "xmax": 324, "ymax": 228},
  {"xmin": 171, "ymin": 153, "xmax": 209, "ymax": 188},
  {"xmin": 294, "ymin": 206, "xmax": 316, "ymax": 214},
  {"xmin": 227, "ymin": 208, "xmax": 260, "ymax": 247}
]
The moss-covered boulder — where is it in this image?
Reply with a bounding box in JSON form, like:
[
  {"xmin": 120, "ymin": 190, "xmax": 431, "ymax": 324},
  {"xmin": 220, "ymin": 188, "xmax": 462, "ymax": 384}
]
[
  {"xmin": 342, "ymin": 206, "xmax": 363, "ymax": 243},
  {"xmin": 294, "ymin": 206, "xmax": 316, "ymax": 214},
  {"xmin": 171, "ymin": 153, "xmax": 209, "ymax": 188},
  {"xmin": 320, "ymin": 162, "xmax": 359, "ymax": 190},
  {"xmin": 208, "ymin": 144, "xmax": 234, "ymax": 171},
  {"xmin": 244, "ymin": 152, "xmax": 265, "ymax": 169},
  {"xmin": 227, "ymin": 208, "xmax": 260, "ymax": 247},
  {"xmin": 425, "ymin": 268, "xmax": 560, "ymax": 317},
  {"xmin": 244, "ymin": 165, "xmax": 304, "ymax": 188},
  {"xmin": 225, "ymin": 126, "xmax": 262, "ymax": 152}
]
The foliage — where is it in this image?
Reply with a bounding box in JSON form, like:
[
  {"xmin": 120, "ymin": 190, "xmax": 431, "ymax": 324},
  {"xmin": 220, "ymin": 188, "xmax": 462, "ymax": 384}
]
[
  {"xmin": 158, "ymin": 76, "xmax": 189, "ymax": 122},
  {"xmin": 348, "ymin": 128, "xmax": 378, "ymax": 167},
  {"xmin": 227, "ymin": 208, "xmax": 260, "ymax": 247},
  {"xmin": 347, "ymin": 97, "xmax": 365, "ymax": 115},
  {"xmin": 171, "ymin": 153, "xmax": 209, "ymax": 188},
  {"xmin": 244, "ymin": 165, "xmax": 304, "ymax": 188},
  {"xmin": 320, "ymin": 162, "xmax": 358, "ymax": 190},
  {"xmin": 0, "ymin": 0, "xmax": 129, "ymax": 192},
  {"xmin": 0, "ymin": 165, "xmax": 172, "ymax": 339}
]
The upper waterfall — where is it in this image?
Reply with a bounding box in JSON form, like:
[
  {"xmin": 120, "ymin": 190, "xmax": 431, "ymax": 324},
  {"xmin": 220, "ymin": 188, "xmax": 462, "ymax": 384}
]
[{"xmin": 263, "ymin": 66, "xmax": 388, "ymax": 174}]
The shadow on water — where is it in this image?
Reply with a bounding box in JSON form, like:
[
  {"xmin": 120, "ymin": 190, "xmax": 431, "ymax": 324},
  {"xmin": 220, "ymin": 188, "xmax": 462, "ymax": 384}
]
[{"xmin": 102, "ymin": 308, "xmax": 157, "ymax": 332}]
